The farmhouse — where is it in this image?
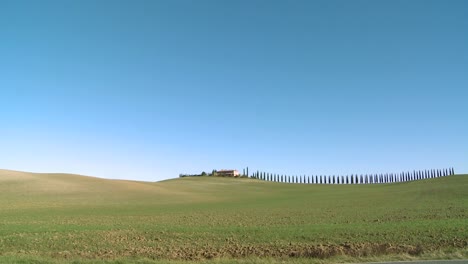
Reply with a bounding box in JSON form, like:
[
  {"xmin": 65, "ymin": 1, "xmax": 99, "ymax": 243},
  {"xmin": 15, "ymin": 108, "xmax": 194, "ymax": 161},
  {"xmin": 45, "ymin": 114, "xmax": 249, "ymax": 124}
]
[{"xmin": 217, "ymin": 169, "xmax": 240, "ymax": 177}]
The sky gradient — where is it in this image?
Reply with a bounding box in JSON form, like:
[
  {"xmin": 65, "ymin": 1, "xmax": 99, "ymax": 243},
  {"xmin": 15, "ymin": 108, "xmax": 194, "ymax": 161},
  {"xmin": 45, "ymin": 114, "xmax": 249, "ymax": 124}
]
[{"xmin": 1, "ymin": 0, "xmax": 467, "ymax": 181}]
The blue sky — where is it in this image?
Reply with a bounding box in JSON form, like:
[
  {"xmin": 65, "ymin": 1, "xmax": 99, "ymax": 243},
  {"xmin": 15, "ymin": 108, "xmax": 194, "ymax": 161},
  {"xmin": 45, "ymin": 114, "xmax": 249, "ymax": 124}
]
[{"xmin": 1, "ymin": 0, "xmax": 467, "ymax": 181}]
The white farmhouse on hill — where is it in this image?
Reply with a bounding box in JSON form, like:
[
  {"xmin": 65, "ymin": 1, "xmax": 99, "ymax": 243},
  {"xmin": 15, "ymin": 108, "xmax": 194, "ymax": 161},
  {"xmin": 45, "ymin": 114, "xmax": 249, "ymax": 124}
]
[{"xmin": 217, "ymin": 169, "xmax": 240, "ymax": 177}]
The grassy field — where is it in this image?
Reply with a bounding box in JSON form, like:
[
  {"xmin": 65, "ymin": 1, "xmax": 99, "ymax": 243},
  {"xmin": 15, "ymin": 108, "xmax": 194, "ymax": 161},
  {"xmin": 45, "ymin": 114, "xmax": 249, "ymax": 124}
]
[{"xmin": 0, "ymin": 169, "xmax": 467, "ymax": 263}]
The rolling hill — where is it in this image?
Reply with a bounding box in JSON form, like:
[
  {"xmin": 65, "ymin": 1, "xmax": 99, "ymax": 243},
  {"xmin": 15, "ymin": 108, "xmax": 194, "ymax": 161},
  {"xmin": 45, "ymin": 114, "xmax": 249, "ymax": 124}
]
[{"xmin": 0, "ymin": 169, "xmax": 467, "ymax": 263}]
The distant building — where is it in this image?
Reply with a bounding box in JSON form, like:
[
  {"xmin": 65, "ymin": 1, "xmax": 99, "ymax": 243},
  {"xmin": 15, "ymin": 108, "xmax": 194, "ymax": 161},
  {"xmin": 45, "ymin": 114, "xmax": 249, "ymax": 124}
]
[{"xmin": 217, "ymin": 169, "xmax": 240, "ymax": 177}]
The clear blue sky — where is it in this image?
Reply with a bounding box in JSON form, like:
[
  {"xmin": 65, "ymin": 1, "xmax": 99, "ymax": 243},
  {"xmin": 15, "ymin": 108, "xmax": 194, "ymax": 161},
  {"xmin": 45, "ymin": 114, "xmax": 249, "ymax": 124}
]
[{"xmin": 1, "ymin": 0, "xmax": 467, "ymax": 181}]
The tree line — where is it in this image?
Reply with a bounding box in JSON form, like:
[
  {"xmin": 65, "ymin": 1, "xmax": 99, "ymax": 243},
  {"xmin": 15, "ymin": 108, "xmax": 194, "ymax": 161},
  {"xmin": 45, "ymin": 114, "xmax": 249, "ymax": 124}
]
[{"xmin": 249, "ymin": 168, "xmax": 455, "ymax": 184}]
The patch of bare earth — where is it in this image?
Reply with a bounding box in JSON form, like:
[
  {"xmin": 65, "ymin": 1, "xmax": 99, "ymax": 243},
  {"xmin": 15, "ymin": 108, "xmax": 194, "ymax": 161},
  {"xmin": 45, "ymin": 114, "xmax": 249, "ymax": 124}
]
[{"xmin": 46, "ymin": 239, "xmax": 467, "ymax": 261}]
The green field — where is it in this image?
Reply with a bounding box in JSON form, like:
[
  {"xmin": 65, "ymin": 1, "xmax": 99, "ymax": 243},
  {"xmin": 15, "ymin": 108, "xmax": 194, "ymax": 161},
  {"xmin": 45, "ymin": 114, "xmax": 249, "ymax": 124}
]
[{"xmin": 0, "ymin": 169, "xmax": 467, "ymax": 263}]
